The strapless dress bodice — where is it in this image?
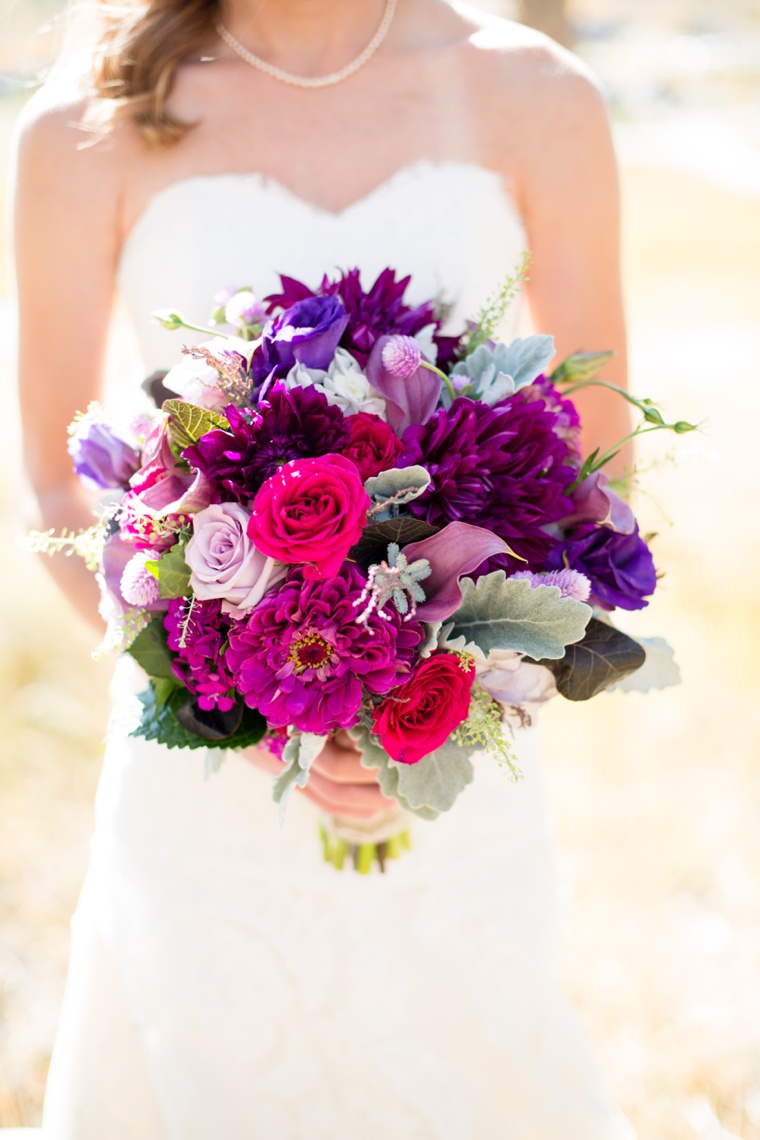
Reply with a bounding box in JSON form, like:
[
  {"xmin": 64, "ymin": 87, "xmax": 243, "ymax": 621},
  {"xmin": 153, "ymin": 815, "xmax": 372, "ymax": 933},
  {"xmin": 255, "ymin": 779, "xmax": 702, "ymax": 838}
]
[{"xmin": 116, "ymin": 159, "xmax": 528, "ymax": 373}]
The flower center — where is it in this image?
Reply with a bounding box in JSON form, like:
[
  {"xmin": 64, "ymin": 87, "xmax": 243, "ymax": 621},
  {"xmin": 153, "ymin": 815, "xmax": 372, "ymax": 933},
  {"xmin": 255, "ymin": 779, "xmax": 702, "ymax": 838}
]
[{"xmin": 287, "ymin": 630, "xmax": 334, "ymax": 674}]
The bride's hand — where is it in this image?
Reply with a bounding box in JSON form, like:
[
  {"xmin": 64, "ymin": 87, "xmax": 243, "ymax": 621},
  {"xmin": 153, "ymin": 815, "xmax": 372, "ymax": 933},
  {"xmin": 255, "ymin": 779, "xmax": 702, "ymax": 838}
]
[{"xmin": 244, "ymin": 731, "xmax": 395, "ymax": 820}]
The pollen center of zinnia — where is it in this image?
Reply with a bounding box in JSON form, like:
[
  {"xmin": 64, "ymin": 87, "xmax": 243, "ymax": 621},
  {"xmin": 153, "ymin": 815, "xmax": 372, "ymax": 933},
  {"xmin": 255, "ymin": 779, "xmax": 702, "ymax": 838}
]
[{"xmin": 288, "ymin": 630, "xmax": 334, "ymax": 674}]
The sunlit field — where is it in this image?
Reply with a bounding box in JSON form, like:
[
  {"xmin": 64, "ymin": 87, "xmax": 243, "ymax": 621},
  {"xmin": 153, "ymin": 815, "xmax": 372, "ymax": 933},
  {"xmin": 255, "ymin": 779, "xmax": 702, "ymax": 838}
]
[{"xmin": 1, "ymin": 3, "xmax": 759, "ymax": 1136}]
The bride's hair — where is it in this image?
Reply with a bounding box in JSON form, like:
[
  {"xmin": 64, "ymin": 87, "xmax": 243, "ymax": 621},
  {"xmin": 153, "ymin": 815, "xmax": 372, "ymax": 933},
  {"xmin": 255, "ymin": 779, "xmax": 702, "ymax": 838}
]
[{"xmin": 59, "ymin": 0, "xmax": 220, "ymax": 145}]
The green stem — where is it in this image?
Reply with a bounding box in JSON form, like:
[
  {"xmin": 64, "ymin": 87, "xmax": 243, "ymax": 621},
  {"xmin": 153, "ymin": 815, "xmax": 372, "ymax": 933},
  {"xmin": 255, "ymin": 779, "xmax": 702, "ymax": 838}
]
[
  {"xmin": 421, "ymin": 359, "xmax": 457, "ymax": 402},
  {"xmin": 584, "ymin": 424, "xmax": 667, "ymax": 476}
]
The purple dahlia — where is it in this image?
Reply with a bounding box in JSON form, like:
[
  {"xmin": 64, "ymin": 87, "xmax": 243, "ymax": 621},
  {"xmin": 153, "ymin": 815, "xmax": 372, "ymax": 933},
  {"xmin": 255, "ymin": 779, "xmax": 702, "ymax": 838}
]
[
  {"xmin": 398, "ymin": 393, "xmax": 577, "ymax": 569},
  {"xmin": 545, "ymin": 522, "xmax": 656, "ymax": 611},
  {"xmin": 183, "ymin": 383, "xmax": 349, "ymax": 503},
  {"xmin": 165, "ymin": 598, "xmax": 236, "ymax": 711},
  {"xmin": 225, "ymin": 564, "xmax": 423, "ymax": 735},
  {"xmin": 265, "ymin": 268, "xmax": 462, "ymax": 368}
]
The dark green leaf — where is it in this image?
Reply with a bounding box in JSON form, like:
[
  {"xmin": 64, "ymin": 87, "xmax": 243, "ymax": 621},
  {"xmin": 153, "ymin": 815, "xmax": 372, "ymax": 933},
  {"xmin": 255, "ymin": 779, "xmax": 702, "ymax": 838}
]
[
  {"xmin": 126, "ymin": 616, "xmax": 176, "ymax": 679},
  {"xmin": 131, "ymin": 684, "xmax": 267, "ymax": 751},
  {"xmin": 163, "ymin": 399, "xmax": 230, "ymax": 454},
  {"xmin": 535, "ymin": 617, "xmax": 646, "ymax": 701},
  {"xmin": 350, "ymin": 518, "xmax": 438, "ymax": 569},
  {"xmin": 155, "ymin": 543, "xmax": 192, "ymax": 599}
]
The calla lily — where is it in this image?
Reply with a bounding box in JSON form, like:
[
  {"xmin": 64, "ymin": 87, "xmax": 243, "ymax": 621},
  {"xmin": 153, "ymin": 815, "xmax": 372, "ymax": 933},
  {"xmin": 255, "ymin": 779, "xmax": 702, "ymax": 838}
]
[
  {"xmin": 366, "ymin": 335, "xmax": 441, "ymax": 434},
  {"xmin": 402, "ymin": 522, "xmax": 517, "ymax": 621},
  {"xmin": 136, "ymin": 470, "xmax": 216, "ymax": 517},
  {"xmin": 561, "ymin": 471, "xmax": 635, "ymax": 534}
]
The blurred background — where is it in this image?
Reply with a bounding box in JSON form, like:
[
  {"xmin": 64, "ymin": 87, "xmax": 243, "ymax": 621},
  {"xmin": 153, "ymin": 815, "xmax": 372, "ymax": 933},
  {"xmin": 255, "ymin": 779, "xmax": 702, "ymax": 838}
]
[{"xmin": 1, "ymin": 0, "xmax": 759, "ymax": 1135}]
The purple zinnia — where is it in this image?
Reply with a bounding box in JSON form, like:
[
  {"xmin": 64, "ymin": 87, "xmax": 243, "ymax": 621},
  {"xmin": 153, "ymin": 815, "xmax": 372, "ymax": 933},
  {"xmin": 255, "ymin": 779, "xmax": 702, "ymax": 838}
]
[
  {"xmin": 545, "ymin": 522, "xmax": 657, "ymax": 611},
  {"xmin": 265, "ymin": 268, "xmax": 463, "ymax": 368},
  {"xmin": 183, "ymin": 383, "xmax": 350, "ymax": 503},
  {"xmin": 398, "ymin": 392, "xmax": 577, "ymax": 569},
  {"xmin": 226, "ymin": 564, "xmax": 423, "ymax": 735},
  {"xmin": 165, "ymin": 598, "xmax": 236, "ymax": 711}
]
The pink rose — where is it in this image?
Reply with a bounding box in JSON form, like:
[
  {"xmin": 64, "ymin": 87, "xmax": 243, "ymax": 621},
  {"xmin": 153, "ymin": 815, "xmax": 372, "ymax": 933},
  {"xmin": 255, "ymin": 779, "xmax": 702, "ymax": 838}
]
[
  {"xmin": 185, "ymin": 503, "xmax": 286, "ymax": 612},
  {"xmin": 342, "ymin": 412, "xmax": 404, "ymax": 480},
  {"xmin": 247, "ymin": 454, "xmax": 370, "ymax": 580},
  {"xmin": 372, "ymin": 653, "xmax": 475, "ymax": 765}
]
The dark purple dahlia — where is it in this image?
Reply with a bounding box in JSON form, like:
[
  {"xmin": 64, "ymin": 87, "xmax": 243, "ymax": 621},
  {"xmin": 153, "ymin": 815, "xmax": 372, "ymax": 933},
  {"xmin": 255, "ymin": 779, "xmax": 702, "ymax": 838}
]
[
  {"xmin": 545, "ymin": 522, "xmax": 657, "ymax": 611},
  {"xmin": 398, "ymin": 393, "xmax": 577, "ymax": 569},
  {"xmin": 165, "ymin": 598, "xmax": 236, "ymax": 711},
  {"xmin": 265, "ymin": 268, "xmax": 462, "ymax": 368},
  {"xmin": 183, "ymin": 384, "xmax": 349, "ymax": 503},
  {"xmin": 225, "ymin": 564, "xmax": 423, "ymax": 735}
]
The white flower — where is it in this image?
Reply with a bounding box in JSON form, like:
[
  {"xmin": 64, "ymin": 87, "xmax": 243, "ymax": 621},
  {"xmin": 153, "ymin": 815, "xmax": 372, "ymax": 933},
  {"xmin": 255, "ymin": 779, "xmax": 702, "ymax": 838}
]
[
  {"xmin": 163, "ymin": 337, "xmax": 251, "ymax": 410},
  {"xmin": 283, "ymin": 348, "xmax": 386, "ymax": 418}
]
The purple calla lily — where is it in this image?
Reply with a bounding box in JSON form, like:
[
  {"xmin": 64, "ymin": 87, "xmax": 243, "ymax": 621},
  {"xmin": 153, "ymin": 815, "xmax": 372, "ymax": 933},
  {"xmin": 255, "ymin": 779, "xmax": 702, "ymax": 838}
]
[
  {"xmin": 366, "ymin": 335, "xmax": 441, "ymax": 434},
  {"xmin": 136, "ymin": 470, "xmax": 216, "ymax": 517},
  {"xmin": 402, "ymin": 522, "xmax": 516, "ymax": 621}
]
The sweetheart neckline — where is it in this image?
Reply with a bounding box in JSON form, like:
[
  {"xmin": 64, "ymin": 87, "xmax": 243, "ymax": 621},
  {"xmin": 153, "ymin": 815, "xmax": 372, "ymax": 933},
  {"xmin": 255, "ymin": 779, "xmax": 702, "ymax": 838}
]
[{"xmin": 118, "ymin": 158, "xmax": 526, "ymax": 267}]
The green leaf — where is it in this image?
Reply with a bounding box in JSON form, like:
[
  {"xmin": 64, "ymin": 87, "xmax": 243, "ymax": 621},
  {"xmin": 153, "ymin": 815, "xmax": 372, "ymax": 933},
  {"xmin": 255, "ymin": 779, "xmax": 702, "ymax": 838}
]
[
  {"xmin": 349, "ymin": 727, "xmax": 440, "ymax": 821},
  {"xmin": 607, "ymin": 636, "xmax": 681, "ymax": 693},
  {"xmin": 163, "ymin": 399, "xmax": 230, "ymax": 454},
  {"xmin": 364, "ymin": 466, "xmax": 431, "ymax": 513},
  {"xmin": 451, "ymin": 572, "xmax": 591, "ymax": 660},
  {"xmin": 350, "ymin": 518, "xmax": 438, "ymax": 569},
  {"xmin": 153, "ymin": 675, "xmax": 182, "ymax": 710},
  {"xmin": 394, "ymin": 737, "xmax": 475, "ymax": 813},
  {"xmin": 126, "ymin": 616, "xmax": 176, "ymax": 679},
  {"xmin": 131, "ymin": 684, "xmax": 267, "ymax": 751},
  {"xmin": 549, "ymin": 350, "xmax": 614, "ymax": 385},
  {"xmin": 153, "ymin": 543, "xmax": 192, "ymax": 600},
  {"xmin": 535, "ymin": 617, "xmax": 646, "ymax": 700}
]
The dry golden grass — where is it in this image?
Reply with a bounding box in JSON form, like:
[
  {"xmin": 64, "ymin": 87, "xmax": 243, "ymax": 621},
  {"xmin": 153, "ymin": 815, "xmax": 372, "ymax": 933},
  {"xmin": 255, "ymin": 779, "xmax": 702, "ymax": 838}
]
[{"xmin": 1, "ymin": 89, "xmax": 759, "ymax": 1140}]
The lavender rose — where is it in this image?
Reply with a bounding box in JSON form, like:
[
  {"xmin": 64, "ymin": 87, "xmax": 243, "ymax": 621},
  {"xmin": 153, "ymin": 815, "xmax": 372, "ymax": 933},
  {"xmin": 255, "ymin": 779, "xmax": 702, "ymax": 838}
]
[
  {"xmin": 253, "ymin": 296, "xmax": 349, "ymax": 387},
  {"xmin": 68, "ymin": 413, "xmax": 141, "ymax": 492},
  {"xmin": 546, "ymin": 522, "xmax": 656, "ymax": 611},
  {"xmin": 185, "ymin": 503, "xmax": 287, "ymax": 612}
]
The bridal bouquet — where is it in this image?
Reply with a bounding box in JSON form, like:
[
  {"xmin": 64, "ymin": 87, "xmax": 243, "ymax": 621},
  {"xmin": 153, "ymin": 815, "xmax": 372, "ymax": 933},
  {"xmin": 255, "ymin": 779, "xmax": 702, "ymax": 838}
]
[{"xmin": 39, "ymin": 265, "xmax": 693, "ymax": 870}]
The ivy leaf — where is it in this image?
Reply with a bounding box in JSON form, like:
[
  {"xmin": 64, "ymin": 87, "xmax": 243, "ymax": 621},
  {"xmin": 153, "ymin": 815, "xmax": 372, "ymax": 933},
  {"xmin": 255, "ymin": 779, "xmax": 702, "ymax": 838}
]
[
  {"xmin": 131, "ymin": 684, "xmax": 266, "ymax": 750},
  {"xmin": 163, "ymin": 399, "xmax": 230, "ymax": 455},
  {"xmin": 126, "ymin": 615, "xmax": 176, "ymax": 679},
  {"xmin": 451, "ymin": 572, "xmax": 591, "ymax": 660},
  {"xmin": 350, "ymin": 518, "xmax": 438, "ymax": 569},
  {"xmin": 349, "ymin": 727, "xmax": 440, "ymax": 821},
  {"xmin": 147, "ymin": 543, "xmax": 192, "ymax": 600},
  {"xmin": 535, "ymin": 617, "xmax": 646, "ymax": 700}
]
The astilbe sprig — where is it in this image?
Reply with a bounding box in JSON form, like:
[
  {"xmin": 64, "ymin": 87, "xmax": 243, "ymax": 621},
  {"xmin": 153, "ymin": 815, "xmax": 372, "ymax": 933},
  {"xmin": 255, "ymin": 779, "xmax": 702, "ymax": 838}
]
[
  {"xmin": 457, "ymin": 252, "xmax": 531, "ymax": 359},
  {"xmin": 450, "ymin": 655, "xmax": 522, "ymax": 780}
]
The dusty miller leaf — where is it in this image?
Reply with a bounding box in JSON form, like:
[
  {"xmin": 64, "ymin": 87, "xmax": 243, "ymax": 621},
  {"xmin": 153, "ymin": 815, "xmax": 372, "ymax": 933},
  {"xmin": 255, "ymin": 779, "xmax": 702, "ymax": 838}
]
[
  {"xmin": 394, "ymin": 737, "xmax": 475, "ymax": 813},
  {"xmin": 607, "ymin": 636, "xmax": 681, "ymax": 693},
  {"xmin": 349, "ymin": 727, "xmax": 440, "ymax": 821},
  {"xmin": 535, "ymin": 617, "xmax": 646, "ymax": 700},
  {"xmin": 451, "ymin": 572, "xmax": 591, "ymax": 660},
  {"xmin": 364, "ymin": 466, "xmax": 431, "ymax": 517},
  {"xmin": 273, "ymin": 732, "xmax": 328, "ymax": 820}
]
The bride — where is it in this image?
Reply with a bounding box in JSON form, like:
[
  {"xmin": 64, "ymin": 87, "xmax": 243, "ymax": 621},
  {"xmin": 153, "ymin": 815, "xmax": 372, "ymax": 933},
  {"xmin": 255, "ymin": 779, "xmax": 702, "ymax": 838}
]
[{"xmin": 14, "ymin": 0, "xmax": 634, "ymax": 1135}]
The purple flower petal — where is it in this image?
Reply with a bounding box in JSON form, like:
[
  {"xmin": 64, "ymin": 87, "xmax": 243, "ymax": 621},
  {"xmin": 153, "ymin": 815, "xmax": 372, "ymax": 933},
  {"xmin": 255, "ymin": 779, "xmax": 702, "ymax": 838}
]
[
  {"xmin": 136, "ymin": 470, "xmax": 216, "ymax": 517},
  {"xmin": 561, "ymin": 471, "xmax": 636, "ymax": 533},
  {"xmin": 366, "ymin": 335, "xmax": 441, "ymax": 434},
  {"xmin": 403, "ymin": 522, "xmax": 516, "ymax": 621}
]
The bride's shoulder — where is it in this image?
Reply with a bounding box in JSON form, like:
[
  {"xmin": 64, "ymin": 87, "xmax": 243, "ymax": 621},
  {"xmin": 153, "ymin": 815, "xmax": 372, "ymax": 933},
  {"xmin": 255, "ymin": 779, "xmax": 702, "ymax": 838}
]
[{"xmin": 443, "ymin": 3, "xmax": 610, "ymax": 138}]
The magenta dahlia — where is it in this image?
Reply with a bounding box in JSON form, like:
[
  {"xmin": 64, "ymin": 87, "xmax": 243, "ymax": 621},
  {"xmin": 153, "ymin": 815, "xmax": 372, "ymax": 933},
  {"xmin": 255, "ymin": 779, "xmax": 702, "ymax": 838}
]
[{"xmin": 225, "ymin": 564, "xmax": 424, "ymax": 734}]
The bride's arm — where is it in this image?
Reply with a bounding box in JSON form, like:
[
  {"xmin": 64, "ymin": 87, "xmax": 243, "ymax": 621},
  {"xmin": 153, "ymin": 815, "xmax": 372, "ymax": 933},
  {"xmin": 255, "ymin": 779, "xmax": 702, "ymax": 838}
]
[{"xmin": 12, "ymin": 91, "xmax": 126, "ymax": 630}]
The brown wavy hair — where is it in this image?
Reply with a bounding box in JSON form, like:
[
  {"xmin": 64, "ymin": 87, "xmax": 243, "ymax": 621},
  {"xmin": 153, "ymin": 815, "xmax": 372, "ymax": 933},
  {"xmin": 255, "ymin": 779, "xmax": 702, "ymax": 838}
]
[{"xmin": 85, "ymin": 0, "xmax": 220, "ymax": 145}]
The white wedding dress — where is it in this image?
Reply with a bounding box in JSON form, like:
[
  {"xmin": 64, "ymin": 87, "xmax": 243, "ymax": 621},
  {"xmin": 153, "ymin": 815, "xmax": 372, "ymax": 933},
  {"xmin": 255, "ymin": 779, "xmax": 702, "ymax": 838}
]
[{"xmin": 42, "ymin": 161, "xmax": 633, "ymax": 1139}]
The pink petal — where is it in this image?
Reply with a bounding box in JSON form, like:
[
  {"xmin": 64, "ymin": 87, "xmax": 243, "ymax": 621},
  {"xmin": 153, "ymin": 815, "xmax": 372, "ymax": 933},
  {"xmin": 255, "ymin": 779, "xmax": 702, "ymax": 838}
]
[
  {"xmin": 403, "ymin": 522, "xmax": 516, "ymax": 621},
  {"xmin": 137, "ymin": 471, "xmax": 216, "ymax": 517}
]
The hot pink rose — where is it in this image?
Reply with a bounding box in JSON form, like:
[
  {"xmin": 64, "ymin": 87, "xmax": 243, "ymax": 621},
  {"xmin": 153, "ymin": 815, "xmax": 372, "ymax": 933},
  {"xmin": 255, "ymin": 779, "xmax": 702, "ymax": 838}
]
[
  {"xmin": 247, "ymin": 454, "xmax": 370, "ymax": 580},
  {"xmin": 372, "ymin": 653, "xmax": 476, "ymax": 765},
  {"xmin": 342, "ymin": 412, "xmax": 404, "ymax": 480}
]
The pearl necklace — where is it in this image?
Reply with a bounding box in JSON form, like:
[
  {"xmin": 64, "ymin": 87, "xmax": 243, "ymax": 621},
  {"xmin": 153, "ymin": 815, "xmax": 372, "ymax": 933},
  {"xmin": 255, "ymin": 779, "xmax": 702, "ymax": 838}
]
[{"xmin": 214, "ymin": 0, "xmax": 397, "ymax": 90}]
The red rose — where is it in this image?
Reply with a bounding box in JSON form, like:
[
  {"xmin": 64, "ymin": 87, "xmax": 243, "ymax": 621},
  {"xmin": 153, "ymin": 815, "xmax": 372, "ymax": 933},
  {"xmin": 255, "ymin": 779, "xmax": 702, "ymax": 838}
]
[
  {"xmin": 372, "ymin": 653, "xmax": 475, "ymax": 765},
  {"xmin": 248, "ymin": 454, "xmax": 370, "ymax": 580},
  {"xmin": 342, "ymin": 413, "xmax": 404, "ymax": 480}
]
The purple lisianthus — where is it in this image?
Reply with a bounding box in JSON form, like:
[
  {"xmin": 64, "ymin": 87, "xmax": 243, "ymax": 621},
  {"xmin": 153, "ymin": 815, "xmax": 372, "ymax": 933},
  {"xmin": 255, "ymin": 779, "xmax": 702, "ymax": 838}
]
[
  {"xmin": 68, "ymin": 414, "xmax": 141, "ymax": 492},
  {"xmin": 398, "ymin": 392, "xmax": 576, "ymax": 569},
  {"xmin": 252, "ymin": 295, "xmax": 348, "ymax": 388},
  {"xmin": 164, "ymin": 597, "xmax": 236, "ymax": 711},
  {"xmin": 183, "ymin": 383, "xmax": 350, "ymax": 502},
  {"xmin": 545, "ymin": 522, "xmax": 657, "ymax": 611},
  {"xmin": 265, "ymin": 268, "xmax": 463, "ymax": 368},
  {"xmin": 225, "ymin": 563, "xmax": 423, "ymax": 735}
]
